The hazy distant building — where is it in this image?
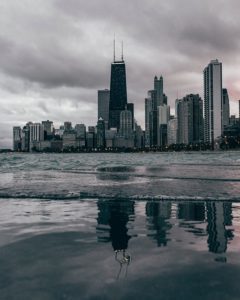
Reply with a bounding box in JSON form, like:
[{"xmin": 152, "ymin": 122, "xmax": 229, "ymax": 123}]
[
  {"xmin": 96, "ymin": 118, "xmax": 105, "ymax": 148},
  {"xmin": 135, "ymin": 122, "xmax": 144, "ymax": 148},
  {"xmin": 109, "ymin": 57, "xmax": 128, "ymax": 130},
  {"xmin": 86, "ymin": 126, "xmax": 96, "ymax": 149},
  {"xmin": 176, "ymin": 94, "xmax": 203, "ymax": 144},
  {"xmin": 13, "ymin": 126, "xmax": 22, "ymax": 151},
  {"xmin": 55, "ymin": 126, "xmax": 64, "ymax": 138},
  {"xmin": 63, "ymin": 131, "xmax": 76, "ymax": 151},
  {"xmin": 167, "ymin": 118, "xmax": 178, "ymax": 145},
  {"xmin": 75, "ymin": 124, "xmax": 86, "ymax": 138},
  {"xmin": 145, "ymin": 97, "xmax": 152, "ymax": 147},
  {"xmin": 105, "ymin": 128, "xmax": 117, "ymax": 148},
  {"xmin": 98, "ymin": 89, "xmax": 110, "ymax": 129},
  {"xmin": 21, "ymin": 123, "xmax": 31, "ymax": 152},
  {"xmin": 222, "ymin": 88, "xmax": 230, "ymax": 128},
  {"xmin": 64, "ymin": 121, "xmax": 72, "ymax": 132},
  {"xmin": 204, "ymin": 59, "xmax": 223, "ymax": 145},
  {"xmin": 75, "ymin": 124, "xmax": 86, "ymax": 148},
  {"xmin": 42, "ymin": 120, "xmax": 53, "ymax": 138}
]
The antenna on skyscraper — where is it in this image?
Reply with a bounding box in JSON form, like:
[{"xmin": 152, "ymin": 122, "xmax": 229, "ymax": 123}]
[
  {"xmin": 113, "ymin": 34, "xmax": 116, "ymax": 62},
  {"xmin": 121, "ymin": 41, "xmax": 124, "ymax": 61}
]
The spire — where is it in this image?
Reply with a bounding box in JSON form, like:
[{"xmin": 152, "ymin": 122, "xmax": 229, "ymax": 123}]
[
  {"xmin": 121, "ymin": 40, "xmax": 124, "ymax": 61},
  {"xmin": 113, "ymin": 34, "xmax": 116, "ymax": 62}
]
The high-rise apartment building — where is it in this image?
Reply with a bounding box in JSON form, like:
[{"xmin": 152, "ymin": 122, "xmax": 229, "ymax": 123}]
[
  {"xmin": 98, "ymin": 89, "xmax": 110, "ymax": 129},
  {"xmin": 29, "ymin": 123, "xmax": 44, "ymax": 151},
  {"xmin": 176, "ymin": 94, "xmax": 204, "ymax": 144},
  {"xmin": 204, "ymin": 59, "xmax": 223, "ymax": 145}
]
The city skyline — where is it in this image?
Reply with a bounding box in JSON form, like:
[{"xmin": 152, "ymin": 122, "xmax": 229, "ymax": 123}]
[{"xmin": 1, "ymin": 0, "xmax": 240, "ymax": 148}]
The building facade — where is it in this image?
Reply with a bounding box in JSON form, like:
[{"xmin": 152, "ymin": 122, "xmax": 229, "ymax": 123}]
[
  {"xmin": 13, "ymin": 126, "xmax": 22, "ymax": 151},
  {"xmin": 98, "ymin": 89, "xmax": 110, "ymax": 129},
  {"xmin": 109, "ymin": 60, "xmax": 128, "ymax": 129},
  {"xmin": 176, "ymin": 94, "xmax": 204, "ymax": 144},
  {"xmin": 204, "ymin": 59, "xmax": 223, "ymax": 145},
  {"xmin": 222, "ymin": 88, "xmax": 230, "ymax": 129}
]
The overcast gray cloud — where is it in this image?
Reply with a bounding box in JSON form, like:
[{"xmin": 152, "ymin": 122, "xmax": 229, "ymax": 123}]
[{"xmin": 0, "ymin": 0, "xmax": 240, "ymax": 148}]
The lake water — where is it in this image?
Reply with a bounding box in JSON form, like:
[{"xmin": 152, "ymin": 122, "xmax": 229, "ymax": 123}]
[{"xmin": 0, "ymin": 152, "xmax": 240, "ymax": 300}]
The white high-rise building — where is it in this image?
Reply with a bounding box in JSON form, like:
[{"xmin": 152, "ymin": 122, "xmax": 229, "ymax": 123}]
[
  {"xmin": 29, "ymin": 123, "xmax": 44, "ymax": 151},
  {"xmin": 204, "ymin": 59, "xmax": 223, "ymax": 145}
]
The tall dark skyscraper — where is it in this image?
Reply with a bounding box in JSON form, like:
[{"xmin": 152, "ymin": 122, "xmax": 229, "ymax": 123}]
[
  {"xmin": 109, "ymin": 49, "xmax": 128, "ymax": 129},
  {"xmin": 222, "ymin": 88, "xmax": 230, "ymax": 128}
]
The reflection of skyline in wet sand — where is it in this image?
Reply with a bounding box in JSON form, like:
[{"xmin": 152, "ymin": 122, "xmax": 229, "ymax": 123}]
[
  {"xmin": 96, "ymin": 200, "xmax": 134, "ymax": 250},
  {"xmin": 146, "ymin": 201, "xmax": 172, "ymax": 246},
  {"xmin": 207, "ymin": 202, "xmax": 233, "ymax": 254},
  {"xmin": 96, "ymin": 200, "xmax": 134, "ymax": 279},
  {"xmin": 96, "ymin": 200, "xmax": 234, "ymax": 256}
]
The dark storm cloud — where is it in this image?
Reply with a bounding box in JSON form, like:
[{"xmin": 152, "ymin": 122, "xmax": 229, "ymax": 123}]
[
  {"xmin": 0, "ymin": 35, "xmax": 108, "ymax": 89},
  {"xmin": 0, "ymin": 0, "xmax": 240, "ymax": 147}
]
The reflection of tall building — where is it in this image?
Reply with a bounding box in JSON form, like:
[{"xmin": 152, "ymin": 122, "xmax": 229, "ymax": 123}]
[
  {"xmin": 146, "ymin": 201, "xmax": 172, "ymax": 247},
  {"xmin": 177, "ymin": 202, "xmax": 205, "ymax": 221},
  {"xmin": 206, "ymin": 202, "xmax": 233, "ymax": 254},
  {"xmin": 96, "ymin": 200, "xmax": 134, "ymax": 251}
]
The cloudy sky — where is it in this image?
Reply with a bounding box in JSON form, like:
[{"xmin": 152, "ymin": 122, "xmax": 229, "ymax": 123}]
[{"xmin": 1, "ymin": 0, "xmax": 240, "ymax": 148}]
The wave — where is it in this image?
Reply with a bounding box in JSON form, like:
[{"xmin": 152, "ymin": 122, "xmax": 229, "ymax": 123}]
[{"xmin": 0, "ymin": 191, "xmax": 239, "ymax": 202}]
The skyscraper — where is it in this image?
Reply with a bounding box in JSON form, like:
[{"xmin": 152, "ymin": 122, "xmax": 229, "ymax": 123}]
[
  {"xmin": 13, "ymin": 126, "xmax": 22, "ymax": 151},
  {"xmin": 154, "ymin": 76, "xmax": 164, "ymax": 106},
  {"xmin": 176, "ymin": 94, "xmax": 204, "ymax": 144},
  {"xmin": 222, "ymin": 88, "xmax": 230, "ymax": 128},
  {"xmin": 98, "ymin": 89, "xmax": 110, "ymax": 129},
  {"xmin": 126, "ymin": 103, "xmax": 134, "ymax": 129},
  {"xmin": 204, "ymin": 59, "xmax": 223, "ymax": 145},
  {"xmin": 157, "ymin": 104, "xmax": 170, "ymax": 146},
  {"xmin": 29, "ymin": 123, "xmax": 44, "ymax": 151},
  {"xmin": 109, "ymin": 56, "xmax": 128, "ymax": 130},
  {"xmin": 120, "ymin": 108, "xmax": 133, "ymax": 138}
]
